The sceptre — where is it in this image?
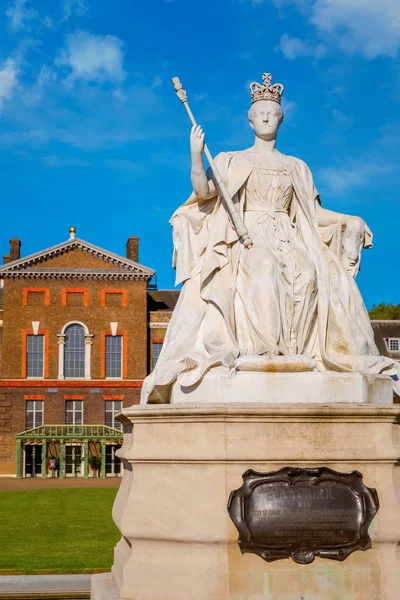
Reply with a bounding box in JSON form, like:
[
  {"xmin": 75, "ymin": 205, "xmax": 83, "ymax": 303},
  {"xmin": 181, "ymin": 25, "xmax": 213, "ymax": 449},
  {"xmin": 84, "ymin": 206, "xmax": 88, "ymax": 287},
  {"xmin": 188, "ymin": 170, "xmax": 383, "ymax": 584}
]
[{"xmin": 172, "ymin": 77, "xmax": 252, "ymax": 248}]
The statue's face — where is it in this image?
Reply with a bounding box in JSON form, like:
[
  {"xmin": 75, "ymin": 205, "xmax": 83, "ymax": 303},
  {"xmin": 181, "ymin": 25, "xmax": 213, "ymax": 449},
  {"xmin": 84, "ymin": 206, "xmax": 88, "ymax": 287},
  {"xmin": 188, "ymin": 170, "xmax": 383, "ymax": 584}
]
[{"xmin": 249, "ymin": 100, "xmax": 283, "ymax": 140}]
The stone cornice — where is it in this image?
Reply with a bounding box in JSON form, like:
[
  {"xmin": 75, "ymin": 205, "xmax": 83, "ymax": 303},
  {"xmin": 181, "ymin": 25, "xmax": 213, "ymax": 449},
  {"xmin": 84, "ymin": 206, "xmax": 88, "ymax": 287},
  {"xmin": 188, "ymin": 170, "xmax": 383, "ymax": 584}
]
[
  {"xmin": 0, "ymin": 237, "xmax": 155, "ymax": 280},
  {"xmin": 0, "ymin": 379, "xmax": 143, "ymax": 388},
  {"xmin": 121, "ymin": 403, "xmax": 400, "ymax": 424},
  {"xmin": 1, "ymin": 270, "xmax": 152, "ymax": 281}
]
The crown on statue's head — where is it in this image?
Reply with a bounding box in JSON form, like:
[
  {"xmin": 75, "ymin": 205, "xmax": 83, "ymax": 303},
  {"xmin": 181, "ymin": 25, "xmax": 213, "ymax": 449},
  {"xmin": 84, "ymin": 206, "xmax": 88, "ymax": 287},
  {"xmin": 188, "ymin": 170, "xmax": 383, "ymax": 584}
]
[{"xmin": 249, "ymin": 73, "xmax": 284, "ymax": 105}]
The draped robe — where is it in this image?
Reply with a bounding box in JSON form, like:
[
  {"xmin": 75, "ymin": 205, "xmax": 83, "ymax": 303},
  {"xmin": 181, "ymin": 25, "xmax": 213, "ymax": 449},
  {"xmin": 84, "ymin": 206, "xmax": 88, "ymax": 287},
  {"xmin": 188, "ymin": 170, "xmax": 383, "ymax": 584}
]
[{"xmin": 141, "ymin": 152, "xmax": 399, "ymax": 403}]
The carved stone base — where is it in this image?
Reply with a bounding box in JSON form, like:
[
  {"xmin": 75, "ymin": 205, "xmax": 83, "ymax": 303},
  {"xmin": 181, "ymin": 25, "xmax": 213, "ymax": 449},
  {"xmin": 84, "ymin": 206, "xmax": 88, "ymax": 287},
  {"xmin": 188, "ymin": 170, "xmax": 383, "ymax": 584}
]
[
  {"xmin": 91, "ymin": 573, "xmax": 118, "ymax": 600},
  {"xmin": 170, "ymin": 369, "xmax": 393, "ymax": 404},
  {"xmin": 98, "ymin": 403, "xmax": 400, "ymax": 600}
]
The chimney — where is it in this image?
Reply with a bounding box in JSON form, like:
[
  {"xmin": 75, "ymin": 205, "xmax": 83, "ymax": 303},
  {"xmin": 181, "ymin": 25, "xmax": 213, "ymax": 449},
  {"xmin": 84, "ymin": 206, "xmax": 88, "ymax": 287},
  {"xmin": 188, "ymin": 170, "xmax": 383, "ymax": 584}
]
[
  {"xmin": 9, "ymin": 238, "xmax": 21, "ymax": 262},
  {"xmin": 3, "ymin": 254, "xmax": 10, "ymax": 265},
  {"xmin": 126, "ymin": 236, "xmax": 139, "ymax": 263}
]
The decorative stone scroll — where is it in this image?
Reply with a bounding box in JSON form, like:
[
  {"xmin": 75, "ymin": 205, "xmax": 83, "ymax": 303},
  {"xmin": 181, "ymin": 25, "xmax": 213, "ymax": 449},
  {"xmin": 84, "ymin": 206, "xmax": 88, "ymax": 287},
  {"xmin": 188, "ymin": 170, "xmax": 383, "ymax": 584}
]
[{"xmin": 228, "ymin": 467, "xmax": 379, "ymax": 564}]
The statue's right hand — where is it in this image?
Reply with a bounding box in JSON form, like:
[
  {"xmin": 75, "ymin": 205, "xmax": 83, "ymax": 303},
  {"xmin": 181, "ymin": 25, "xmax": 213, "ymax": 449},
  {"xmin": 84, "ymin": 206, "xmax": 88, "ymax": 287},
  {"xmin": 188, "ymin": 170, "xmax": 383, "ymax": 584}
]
[{"xmin": 190, "ymin": 125, "xmax": 205, "ymax": 154}]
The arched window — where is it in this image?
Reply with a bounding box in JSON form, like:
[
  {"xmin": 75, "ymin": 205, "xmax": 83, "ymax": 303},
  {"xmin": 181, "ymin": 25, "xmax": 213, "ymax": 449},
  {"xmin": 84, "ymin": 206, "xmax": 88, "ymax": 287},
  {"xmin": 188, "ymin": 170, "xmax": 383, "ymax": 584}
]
[
  {"xmin": 58, "ymin": 322, "xmax": 93, "ymax": 380},
  {"xmin": 64, "ymin": 324, "xmax": 85, "ymax": 378}
]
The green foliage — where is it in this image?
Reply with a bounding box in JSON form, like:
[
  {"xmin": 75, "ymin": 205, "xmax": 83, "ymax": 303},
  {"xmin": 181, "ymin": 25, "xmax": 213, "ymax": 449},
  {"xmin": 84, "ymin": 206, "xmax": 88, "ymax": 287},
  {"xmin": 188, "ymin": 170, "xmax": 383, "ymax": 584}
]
[
  {"xmin": 368, "ymin": 303, "xmax": 400, "ymax": 320},
  {"xmin": 88, "ymin": 456, "xmax": 102, "ymax": 471},
  {"xmin": 0, "ymin": 489, "xmax": 119, "ymax": 574}
]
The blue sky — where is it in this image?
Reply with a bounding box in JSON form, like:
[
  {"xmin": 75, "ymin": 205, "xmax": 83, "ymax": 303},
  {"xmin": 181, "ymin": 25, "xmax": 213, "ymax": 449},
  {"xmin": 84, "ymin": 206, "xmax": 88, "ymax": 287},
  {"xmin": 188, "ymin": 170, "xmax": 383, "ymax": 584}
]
[{"xmin": 0, "ymin": 0, "xmax": 399, "ymax": 308}]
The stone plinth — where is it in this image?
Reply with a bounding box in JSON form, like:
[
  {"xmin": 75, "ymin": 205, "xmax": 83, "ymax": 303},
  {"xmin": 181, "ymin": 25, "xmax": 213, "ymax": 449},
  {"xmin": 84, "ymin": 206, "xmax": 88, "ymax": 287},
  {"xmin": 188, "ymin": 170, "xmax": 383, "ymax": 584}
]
[
  {"xmin": 92, "ymin": 402, "xmax": 400, "ymax": 600},
  {"xmin": 170, "ymin": 369, "xmax": 393, "ymax": 404}
]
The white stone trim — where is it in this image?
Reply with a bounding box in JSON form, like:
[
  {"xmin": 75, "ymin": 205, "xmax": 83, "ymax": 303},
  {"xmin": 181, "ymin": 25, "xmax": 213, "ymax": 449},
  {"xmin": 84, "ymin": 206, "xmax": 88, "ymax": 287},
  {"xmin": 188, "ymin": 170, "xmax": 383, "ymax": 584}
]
[
  {"xmin": 84, "ymin": 335, "xmax": 94, "ymax": 380},
  {"xmin": 58, "ymin": 322, "xmax": 94, "ymax": 380},
  {"xmin": 57, "ymin": 334, "xmax": 65, "ymax": 380},
  {"xmin": 1, "ymin": 271, "xmax": 151, "ymax": 281},
  {"xmin": 149, "ymin": 322, "xmax": 169, "ymax": 329},
  {"xmin": 0, "ymin": 237, "xmax": 155, "ymax": 279}
]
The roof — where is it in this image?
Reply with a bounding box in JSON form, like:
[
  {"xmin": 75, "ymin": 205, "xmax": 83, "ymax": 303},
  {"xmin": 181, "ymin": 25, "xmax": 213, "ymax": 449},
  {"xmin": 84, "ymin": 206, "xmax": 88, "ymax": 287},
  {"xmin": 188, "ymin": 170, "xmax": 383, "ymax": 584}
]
[
  {"xmin": 0, "ymin": 237, "xmax": 155, "ymax": 282},
  {"xmin": 147, "ymin": 289, "xmax": 180, "ymax": 311},
  {"xmin": 16, "ymin": 424, "xmax": 123, "ymax": 440},
  {"xmin": 371, "ymin": 320, "xmax": 400, "ymax": 358}
]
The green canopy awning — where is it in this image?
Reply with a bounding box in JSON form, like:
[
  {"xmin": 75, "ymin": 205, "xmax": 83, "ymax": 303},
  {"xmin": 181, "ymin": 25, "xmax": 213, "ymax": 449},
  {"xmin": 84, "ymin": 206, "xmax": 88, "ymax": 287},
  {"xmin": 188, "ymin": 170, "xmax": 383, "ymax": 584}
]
[{"xmin": 16, "ymin": 424, "xmax": 123, "ymax": 441}]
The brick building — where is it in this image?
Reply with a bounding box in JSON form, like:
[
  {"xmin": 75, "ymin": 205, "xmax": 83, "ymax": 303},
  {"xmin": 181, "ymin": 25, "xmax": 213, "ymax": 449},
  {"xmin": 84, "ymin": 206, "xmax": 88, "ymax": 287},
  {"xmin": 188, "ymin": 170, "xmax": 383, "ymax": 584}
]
[
  {"xmin": 0, "ymin": 228, "xmax": 398, "ymax": 478},
  {"xmin": 0, "ymin": 229, "xmax": 177, "ymax": 478}
]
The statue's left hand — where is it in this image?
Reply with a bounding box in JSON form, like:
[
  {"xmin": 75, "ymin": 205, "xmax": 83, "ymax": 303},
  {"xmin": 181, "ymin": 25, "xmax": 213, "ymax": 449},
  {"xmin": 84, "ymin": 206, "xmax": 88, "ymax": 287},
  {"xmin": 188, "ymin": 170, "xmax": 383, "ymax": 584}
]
[{"xmin": 340, "ymin": 217, "xmax": 371, "ymax": 278}]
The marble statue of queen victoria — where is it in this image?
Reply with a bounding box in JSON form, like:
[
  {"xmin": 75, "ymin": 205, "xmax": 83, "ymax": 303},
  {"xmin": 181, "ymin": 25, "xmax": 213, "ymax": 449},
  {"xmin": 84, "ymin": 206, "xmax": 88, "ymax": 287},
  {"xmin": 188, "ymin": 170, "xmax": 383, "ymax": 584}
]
[{"xmin": 141, "ymin": 73, "xmax": 399, "ymax": 403}]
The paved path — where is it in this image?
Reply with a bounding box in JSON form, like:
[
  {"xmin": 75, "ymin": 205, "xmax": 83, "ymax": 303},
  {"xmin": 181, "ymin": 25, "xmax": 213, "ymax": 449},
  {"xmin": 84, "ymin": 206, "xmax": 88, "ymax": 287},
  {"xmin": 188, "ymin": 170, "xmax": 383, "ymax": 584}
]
[
  {"xmin": 0, "ymin": 477, "xmax": 121, "ymax": 492},
  {"xmin": 0, "ymin": 574, "xmax": 91, "ymax": 597}
]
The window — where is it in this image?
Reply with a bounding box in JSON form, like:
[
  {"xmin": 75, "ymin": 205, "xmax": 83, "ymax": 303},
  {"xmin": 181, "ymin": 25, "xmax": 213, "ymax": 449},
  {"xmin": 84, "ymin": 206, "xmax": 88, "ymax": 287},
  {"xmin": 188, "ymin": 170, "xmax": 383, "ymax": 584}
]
[
  {"xmin": 105, "ymin": 400, "xmax": 122, "ymax": 430},
  {"xmin": 389, "ymin": 338, "xmax": 400, "ymax": 352},
  {"xmin": 26, "ymin": 400, "xmax": 43, "ymax": 429},
  {"xmin": 152, "ymin": 342, "xmax": 163, "ymax": 370},
  {"xmin": 26, "ymin": 335, "xmax": 44, "ymax": 378},
  {"xmin": 64, "ymin": 324, "xmax": 85, "ymax": 378},
  {"xmin": 65, "ymin": 400, "xmax": 83, "ymax": 425},
  {"xmin": 105, "ymin": 336, "xmax": 122, "ymax": 378},
  {"xmin": 105, "ymin": 445, "xmax": 122, "ymax": 476},
  {"xmin": 59, "ymin": 322, "xmax": 92, "ymax": 380}
]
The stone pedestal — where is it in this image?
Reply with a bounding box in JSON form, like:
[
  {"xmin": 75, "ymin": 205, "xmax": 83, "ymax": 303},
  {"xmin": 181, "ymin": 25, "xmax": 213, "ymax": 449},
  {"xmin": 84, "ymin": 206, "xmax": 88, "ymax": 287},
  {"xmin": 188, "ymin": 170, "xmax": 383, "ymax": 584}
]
[
  {"xmin": 92, "ymin": 402, "xmax": 400, "ymax": 600},
  {"xmin": 170, "ymin": 369, "xmax": 393, "ymax": 404}
]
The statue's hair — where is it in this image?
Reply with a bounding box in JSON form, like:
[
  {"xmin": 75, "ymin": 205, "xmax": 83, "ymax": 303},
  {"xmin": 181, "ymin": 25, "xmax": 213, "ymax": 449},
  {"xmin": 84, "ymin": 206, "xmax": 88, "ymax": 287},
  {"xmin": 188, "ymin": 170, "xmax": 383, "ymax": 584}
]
[{"xmin": 248, "ymin": 102, "xmax": 284, "ymax": 125}]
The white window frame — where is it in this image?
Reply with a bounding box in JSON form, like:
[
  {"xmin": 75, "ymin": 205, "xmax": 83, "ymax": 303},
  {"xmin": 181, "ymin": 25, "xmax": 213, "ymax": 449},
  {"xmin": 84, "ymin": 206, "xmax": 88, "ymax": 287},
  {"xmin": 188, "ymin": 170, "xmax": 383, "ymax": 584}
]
[
  {"xmin": 388, "ymin": 338, "xmax": 400, "ymax": 352},
  {"xmin": 105, "ymin": 400, "xmax": 123, "ymax": 430},
  {"xmin": 152, "ymin": 342, "xmax": 163, "ymax": 370},
  {"xmin": 65, "ymin": 400, "xmax": 84, "ymax": 425},
  {"xmin": 58, "ymin": 321, "xmax": 93, "ymax": 380},
  {"xmin": 26, "ymin": 400, "xmax": 44, "ymax": 430},
  {"xmin": 26, "ymin": 334, "xmax": 45, "ymax": 380},
  {"xmin": 105, "ymin": 335, "xmax": 123, "ymax": 380}
]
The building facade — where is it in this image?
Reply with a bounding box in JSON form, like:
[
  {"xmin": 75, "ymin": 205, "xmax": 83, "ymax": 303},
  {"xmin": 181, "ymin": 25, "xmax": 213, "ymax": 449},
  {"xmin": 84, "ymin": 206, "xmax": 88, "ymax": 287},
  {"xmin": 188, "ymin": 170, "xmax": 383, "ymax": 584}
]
[
  {"xmin": 0, "ymin": 229, "xmax": 397, "ymax": 478},
  {"xmin": 0, "ymin": 230, "xmax": 177, "ymax": 478}
]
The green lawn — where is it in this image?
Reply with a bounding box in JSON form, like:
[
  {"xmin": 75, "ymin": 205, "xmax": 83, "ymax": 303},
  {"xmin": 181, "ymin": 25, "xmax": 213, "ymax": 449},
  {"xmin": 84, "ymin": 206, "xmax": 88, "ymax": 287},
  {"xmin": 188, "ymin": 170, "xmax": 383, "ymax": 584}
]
[{"xmin": 0, "ymin": 488, "xmax": 120, "ymax": 574}]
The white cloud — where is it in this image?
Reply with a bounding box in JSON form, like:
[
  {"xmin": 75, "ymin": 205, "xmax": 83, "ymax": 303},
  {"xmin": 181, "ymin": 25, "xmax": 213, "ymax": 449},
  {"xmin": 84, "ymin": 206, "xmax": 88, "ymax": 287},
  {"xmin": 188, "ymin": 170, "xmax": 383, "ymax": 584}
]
[
  {"xmin": 0, "ymin": 59, "xmax": 19, "ymax": 114},
  {"xmin": 332, "ymin": 109, "xmax": 354, "ymax": 130},
  {"xmin": 5, "ymin": 0, "xmax": 38, "ymax": 32},
  {"xmin": 278, "ymin": 33, "xmax": 325, "ymax": 60},
  {"xmin": 319, "ymin": 167, "xmax": 364, "ymax": 193},
  {"xmin": 281, "ymin": 98, "xmax": 297, "ymax": 121},
  {"xmin": 151, "ymin": 75, "xmax": 162, "ymax": 88},
  {"xmin": 264, "ymin": 0, "xmax": 400, "ymax": 58},
  {"xmin": 311, "ymin": 0, "xmax": 400, "ymax": 58},
  {"xmin": 62, "ymin": 0, "xmax": 89, "ymax": 21},
  {"xmin": 319, "ymin": 159, "xmax": 395, "ymax": 194},
  {"xmin": 22, "ymin": 66, "xmax": 57, "ymax": 106},
  {"xmin": 56, "ymin": 30, "xmax": 125, "ymax": 84}
]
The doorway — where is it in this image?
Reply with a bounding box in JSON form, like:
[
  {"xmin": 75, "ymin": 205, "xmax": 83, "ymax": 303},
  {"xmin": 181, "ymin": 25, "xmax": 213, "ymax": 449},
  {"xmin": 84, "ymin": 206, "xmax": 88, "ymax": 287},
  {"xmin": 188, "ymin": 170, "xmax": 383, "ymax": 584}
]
[
  {"xmin": 65, "ymin": 444, "xmax": 84, "ymax": 477},
  {"xmin": 105, "ymin": 445, "xmax": 122, "ymax": 477},
  {"xmin": 24, "ymin": 444, "xmax": 42, "ymax": 477}
]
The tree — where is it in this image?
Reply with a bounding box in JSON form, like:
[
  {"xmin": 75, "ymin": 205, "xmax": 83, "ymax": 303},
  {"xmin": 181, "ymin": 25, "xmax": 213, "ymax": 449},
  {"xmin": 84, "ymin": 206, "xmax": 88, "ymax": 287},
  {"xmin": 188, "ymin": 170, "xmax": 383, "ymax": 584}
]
[{"xmin": 368, "ymin": 303, "xmax": 400, "ymax": 320}]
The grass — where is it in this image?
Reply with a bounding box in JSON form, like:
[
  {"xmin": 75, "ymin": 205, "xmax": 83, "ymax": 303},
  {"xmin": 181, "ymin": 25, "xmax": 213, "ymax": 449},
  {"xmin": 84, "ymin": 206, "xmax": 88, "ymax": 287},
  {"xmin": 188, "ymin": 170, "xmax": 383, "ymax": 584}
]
[{"xmin": 0, "ymin": 488, "xmax": 120, "ymax": 574}]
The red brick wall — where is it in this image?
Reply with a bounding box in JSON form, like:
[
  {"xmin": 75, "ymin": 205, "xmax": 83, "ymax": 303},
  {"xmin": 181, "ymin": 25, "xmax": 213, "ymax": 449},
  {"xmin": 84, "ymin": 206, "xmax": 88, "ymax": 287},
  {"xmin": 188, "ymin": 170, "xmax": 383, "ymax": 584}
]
[
  {"xmin": 0, "ymin": 385, "xmax": 140, "ymax": 475},
  {"xmin": 2, "ymin": 278, "xmax": 148, "ymax": 380}
]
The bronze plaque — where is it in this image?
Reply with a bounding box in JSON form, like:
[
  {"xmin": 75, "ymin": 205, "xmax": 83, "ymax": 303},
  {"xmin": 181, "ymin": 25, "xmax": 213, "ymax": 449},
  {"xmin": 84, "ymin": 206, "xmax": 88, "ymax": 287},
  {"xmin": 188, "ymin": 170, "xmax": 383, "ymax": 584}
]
[{"xmin": 228, "ymin": 467, "xmax": 379, "ymax": 564}]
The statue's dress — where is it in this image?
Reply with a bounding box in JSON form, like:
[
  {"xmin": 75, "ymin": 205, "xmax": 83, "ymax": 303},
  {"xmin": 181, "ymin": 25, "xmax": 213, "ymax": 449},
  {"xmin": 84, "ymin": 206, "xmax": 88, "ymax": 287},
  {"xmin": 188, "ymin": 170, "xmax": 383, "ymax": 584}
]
[
  {"xmin": 235, "ymin": 167, "xmax": 317, "ymax": 357},
  {"xmin": 141, "ymin": 151, "xmax": 400, "ymax": 403}
]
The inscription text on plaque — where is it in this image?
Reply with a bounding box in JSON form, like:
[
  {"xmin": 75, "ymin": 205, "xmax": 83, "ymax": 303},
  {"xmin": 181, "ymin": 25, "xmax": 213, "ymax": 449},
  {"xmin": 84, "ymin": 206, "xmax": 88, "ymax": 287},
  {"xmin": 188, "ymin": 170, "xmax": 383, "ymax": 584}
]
[{"xmin": 228, "ymin": 467, "xmax": 379, "ymax": 564}]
